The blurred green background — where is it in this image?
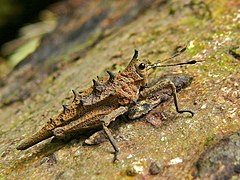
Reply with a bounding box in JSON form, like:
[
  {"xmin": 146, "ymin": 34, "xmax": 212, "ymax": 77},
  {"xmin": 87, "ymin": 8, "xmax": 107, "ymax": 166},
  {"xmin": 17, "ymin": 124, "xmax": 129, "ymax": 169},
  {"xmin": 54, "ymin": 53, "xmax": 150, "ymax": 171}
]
[{"xmin": 0, "ymin": 0, "xmax": 59, "ymax": 48}]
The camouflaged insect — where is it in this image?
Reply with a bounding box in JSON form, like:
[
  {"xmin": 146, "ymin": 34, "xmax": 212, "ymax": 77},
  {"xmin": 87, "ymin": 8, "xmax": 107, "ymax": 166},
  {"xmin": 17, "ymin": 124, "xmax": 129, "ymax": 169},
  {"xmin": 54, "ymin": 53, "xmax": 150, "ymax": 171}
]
[{"xmin": 17, "ymin": 50, "xmax": 195, "ymax": 162}]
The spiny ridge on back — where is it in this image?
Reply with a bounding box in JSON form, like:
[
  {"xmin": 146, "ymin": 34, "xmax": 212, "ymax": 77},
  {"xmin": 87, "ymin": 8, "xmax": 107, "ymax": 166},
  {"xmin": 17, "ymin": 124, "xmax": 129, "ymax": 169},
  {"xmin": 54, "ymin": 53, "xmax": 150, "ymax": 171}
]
[
  {"xmin": 49, "ymin": 71, "xmax": 120, "ymax": 128},
  {"xmin": 79, "ymin": 71, "xmax": 120, "ymax": 106}
]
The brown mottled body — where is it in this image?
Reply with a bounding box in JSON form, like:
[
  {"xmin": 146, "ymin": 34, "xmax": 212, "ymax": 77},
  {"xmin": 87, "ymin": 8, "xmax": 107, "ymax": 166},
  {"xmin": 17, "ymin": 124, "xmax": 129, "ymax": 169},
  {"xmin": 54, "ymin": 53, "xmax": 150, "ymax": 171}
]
[
  {"xmin": 17, "ymin": 50, "xmax": 195, "ymax": 162},
  {"xmin": 17, "ymin": 51, "xmax": 147, "ymax": 153}
]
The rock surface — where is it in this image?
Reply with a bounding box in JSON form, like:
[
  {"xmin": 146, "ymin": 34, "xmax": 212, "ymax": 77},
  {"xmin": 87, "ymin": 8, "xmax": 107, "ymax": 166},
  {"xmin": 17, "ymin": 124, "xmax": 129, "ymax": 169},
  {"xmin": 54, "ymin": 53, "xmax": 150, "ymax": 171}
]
[{"xmin": 0, "ymin": 0, "xmax": 239, "ymax": 179}]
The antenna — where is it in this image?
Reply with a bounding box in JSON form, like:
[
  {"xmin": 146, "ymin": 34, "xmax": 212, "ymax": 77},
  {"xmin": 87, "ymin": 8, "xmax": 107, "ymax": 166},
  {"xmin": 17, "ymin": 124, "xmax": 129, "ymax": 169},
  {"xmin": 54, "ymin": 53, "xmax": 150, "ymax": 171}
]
[
  {"xmin": 147, "ymin": 45, "xmax": 204, "ymax": 70},
  {"xmin": 147, "ymin": 60, "xmax": 199, "ymax": 70}
]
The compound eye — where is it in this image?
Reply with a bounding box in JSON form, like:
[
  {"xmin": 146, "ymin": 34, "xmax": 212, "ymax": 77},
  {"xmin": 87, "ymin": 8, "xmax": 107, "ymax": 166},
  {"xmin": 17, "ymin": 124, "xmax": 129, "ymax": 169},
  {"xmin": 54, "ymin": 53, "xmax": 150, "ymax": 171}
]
[{"xmin": 138, "ymin": 63, "xmax": 145, "ymax": 70}]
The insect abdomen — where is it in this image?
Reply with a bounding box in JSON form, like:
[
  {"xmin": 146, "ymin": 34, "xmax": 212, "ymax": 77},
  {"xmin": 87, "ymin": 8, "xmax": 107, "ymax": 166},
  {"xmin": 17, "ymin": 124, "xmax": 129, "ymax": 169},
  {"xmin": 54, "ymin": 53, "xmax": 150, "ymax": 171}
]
[{"xmin": 16, "ymin": 128, "xmax": 53, "ymax": 150}]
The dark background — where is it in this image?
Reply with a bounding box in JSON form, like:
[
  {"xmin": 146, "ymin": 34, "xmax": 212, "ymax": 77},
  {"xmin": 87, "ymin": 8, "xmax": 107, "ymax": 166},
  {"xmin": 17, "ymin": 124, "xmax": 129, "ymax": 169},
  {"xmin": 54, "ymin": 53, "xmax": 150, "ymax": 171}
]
[{"xmin": 0, "ymin": 0, "xmax": 60, "ymax": 49}]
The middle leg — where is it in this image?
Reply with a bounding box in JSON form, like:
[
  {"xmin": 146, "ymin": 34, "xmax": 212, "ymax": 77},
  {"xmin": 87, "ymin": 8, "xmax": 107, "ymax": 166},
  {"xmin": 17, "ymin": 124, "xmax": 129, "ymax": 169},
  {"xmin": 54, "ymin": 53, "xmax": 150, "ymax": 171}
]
[{"xmin": 101, "ymin": 106, "xmax": 128, "ymax": 162}]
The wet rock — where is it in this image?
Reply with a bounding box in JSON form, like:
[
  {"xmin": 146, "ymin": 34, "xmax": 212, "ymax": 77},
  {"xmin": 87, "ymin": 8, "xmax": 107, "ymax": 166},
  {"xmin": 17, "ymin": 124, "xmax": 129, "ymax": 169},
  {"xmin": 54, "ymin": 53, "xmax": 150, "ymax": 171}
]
[{"xmin": 196, "ymin": 132, "xmax": 240, "ymax": 179}]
